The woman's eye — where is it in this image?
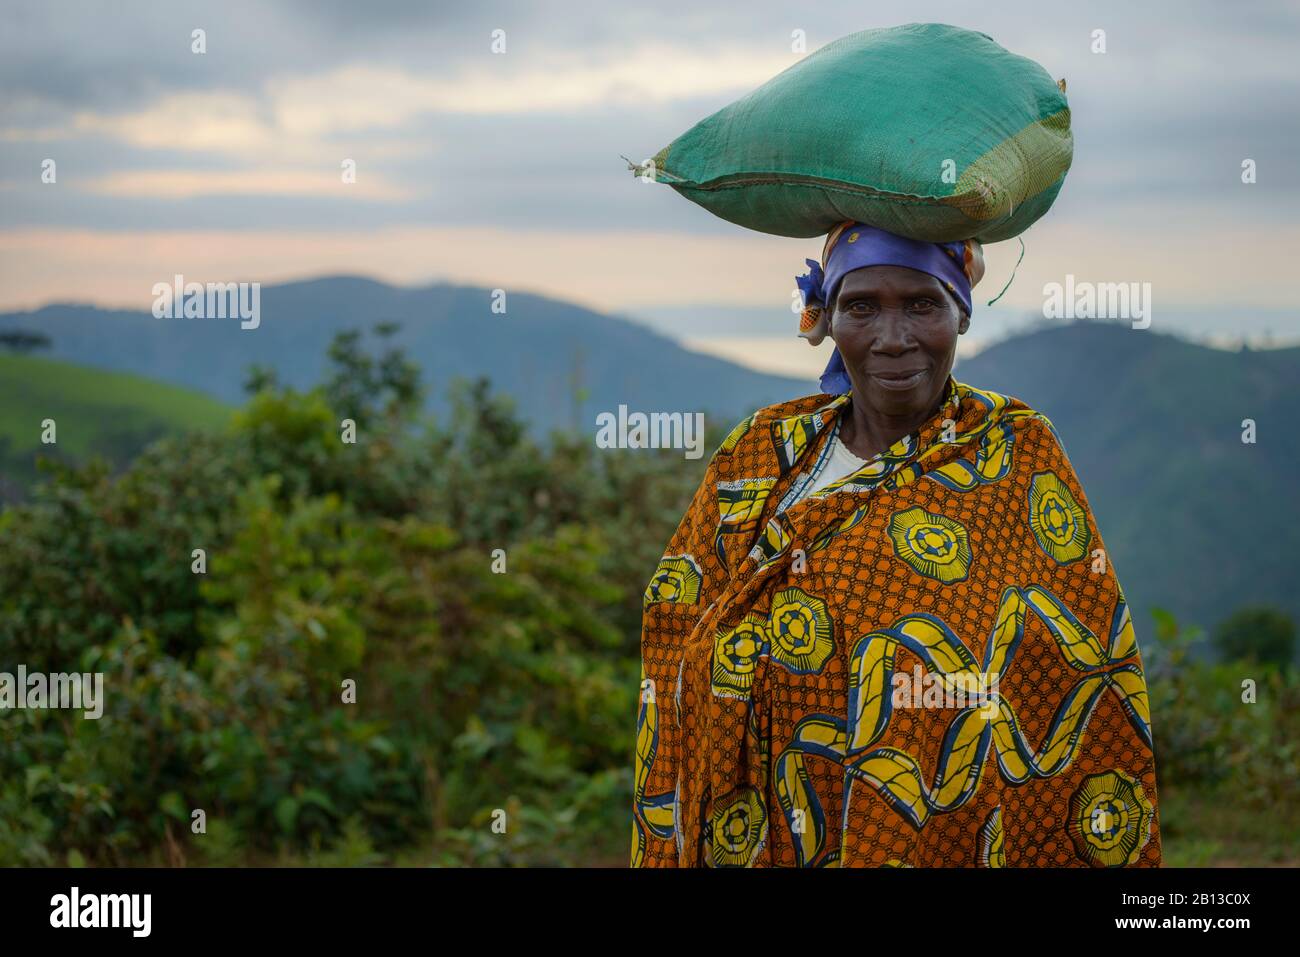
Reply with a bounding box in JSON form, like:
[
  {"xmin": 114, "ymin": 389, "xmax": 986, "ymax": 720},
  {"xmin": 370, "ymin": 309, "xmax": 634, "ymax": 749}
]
[{"xmin": 910, "ymin": 298, "xmax": 937, "ymax": 310}]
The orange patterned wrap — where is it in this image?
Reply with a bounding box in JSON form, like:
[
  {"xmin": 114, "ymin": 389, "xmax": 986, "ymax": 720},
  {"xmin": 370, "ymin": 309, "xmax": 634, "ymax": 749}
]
[{"xmin": 633, "ymin": 376, "xmax": 1161, "ymax": 867}]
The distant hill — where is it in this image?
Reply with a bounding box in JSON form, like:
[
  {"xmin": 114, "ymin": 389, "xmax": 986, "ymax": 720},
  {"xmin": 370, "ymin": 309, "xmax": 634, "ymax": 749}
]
[
  {"xmin": 0, "ymin": 277, "xmax": 812, "ymax": 435},
  {"xmin": 958, "ymin": 319, "xmax": 1300, "ymax": 636},
  {"xmin": 0, "ymin": 353, "xmax": 231, "ymax": 499},
  {"xmin": 2, "ymin": 281, "xmax": 1296, "ymax": 635}
]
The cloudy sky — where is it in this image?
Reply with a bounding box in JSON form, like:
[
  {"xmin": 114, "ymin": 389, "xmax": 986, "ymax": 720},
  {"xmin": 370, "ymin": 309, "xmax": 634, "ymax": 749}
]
[{"xmin": 2, "ymin": 0, "xmax": 1297, "ymax": 375}]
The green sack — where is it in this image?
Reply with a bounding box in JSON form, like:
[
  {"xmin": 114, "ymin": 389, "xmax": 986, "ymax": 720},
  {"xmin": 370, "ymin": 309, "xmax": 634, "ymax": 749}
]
[{"xmin": 634, "ymin": 23, "xmax": 1071, "ymax": 243}]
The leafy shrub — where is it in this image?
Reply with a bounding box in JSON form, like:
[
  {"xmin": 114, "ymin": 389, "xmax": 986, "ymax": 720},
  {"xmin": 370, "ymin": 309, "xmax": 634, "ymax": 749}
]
[{"xmin": 0, "ymin": 329, "xmax": 703, "ymax": 866}]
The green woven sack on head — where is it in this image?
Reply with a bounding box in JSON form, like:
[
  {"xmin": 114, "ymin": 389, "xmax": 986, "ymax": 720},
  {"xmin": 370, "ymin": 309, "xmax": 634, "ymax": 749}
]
[{"xmin": 634, "ymin": 23, "xmax": 1072, "ymax": 243}]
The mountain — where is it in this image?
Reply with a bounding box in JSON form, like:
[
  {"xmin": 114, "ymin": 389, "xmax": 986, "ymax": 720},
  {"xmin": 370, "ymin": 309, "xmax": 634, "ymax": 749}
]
[
  {"xmin": 0, "ymin": 277, "xmax": 813, "ymax": 435},
  {"xmin": 0, "ymin": 353, "xmax": 231, "ymax": 499},
  {"xmin": 958, "ymin": 319, "xmax": 1299, "ymax": 636},
  {"xmin": 2, "ymin": 280, "xmax": 1296, "ymax": 635}
]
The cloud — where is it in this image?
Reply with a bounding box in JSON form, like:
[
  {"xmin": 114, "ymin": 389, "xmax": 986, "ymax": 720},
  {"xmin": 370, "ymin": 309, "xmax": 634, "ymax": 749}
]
[
  {"xmin": 268, "ymin": 47, "xmax": 798, "ymax": 126},
  {"xmin": 71, "ymin": 91, "xmax": 280, "ymax": 155},
  {"xmin": 78, "ymin": 168, "xmax": 413, "ymax": 200},
  {"xmin": 0, "ymin": 43, "xmax": 795, "ymax": 212},
  {"xmin": 0, "ymin": 224, "xmax": 809, "ymax": 314},
  {"xmin": 3, "ymin": 217, "xmax": 1300, "ymax": 320},
  {"xmin": 16, "ymin": 43, "xmax": 795, "ymax": 161}
]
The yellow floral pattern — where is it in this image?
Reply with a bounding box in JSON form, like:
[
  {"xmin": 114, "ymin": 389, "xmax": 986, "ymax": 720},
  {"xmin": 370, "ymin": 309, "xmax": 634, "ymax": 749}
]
[
  {"xmin": 887, "ymin": 506, "xmax": 972, "ymax": 583},
  {"xmin": 643, "ymin": 554, "xmax": 703, "ymax": 607},
  {"xmin": 1029, "ymin": 470, "xmax": 1090, "ymax": 564},
  {"xmin": 768, "ymin": 587, "xmax": 835, "ymax": 674}
]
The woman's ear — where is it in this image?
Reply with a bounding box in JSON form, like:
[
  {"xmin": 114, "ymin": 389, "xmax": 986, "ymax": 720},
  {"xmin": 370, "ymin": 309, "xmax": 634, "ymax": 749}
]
[{"xmin": 958, "ymin": 312, "xmax": 971, "ymax": 335}]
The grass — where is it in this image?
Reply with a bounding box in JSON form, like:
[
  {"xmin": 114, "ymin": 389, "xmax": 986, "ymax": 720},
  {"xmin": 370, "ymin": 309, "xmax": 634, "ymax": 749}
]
[
  {"xmin": 0, "ymin": 353, "xmax": 232, "ymax": 460},
  {"xmin": 100, "ymin": 793, "xmax": 1290, "ymax": 868},
  {"xmin": 1160, "ymin": 785, "xmax": 1300, "ymax": 867},
  {"xmin": 0, "ymin": 353, "xmax": 233, "ymax": 501}
]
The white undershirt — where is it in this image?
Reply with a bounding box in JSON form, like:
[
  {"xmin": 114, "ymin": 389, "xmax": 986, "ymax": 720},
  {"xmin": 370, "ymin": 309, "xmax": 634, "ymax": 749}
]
[{"xmin": 793, "ymin": 426, "xmax": 870, "ymax": 503}]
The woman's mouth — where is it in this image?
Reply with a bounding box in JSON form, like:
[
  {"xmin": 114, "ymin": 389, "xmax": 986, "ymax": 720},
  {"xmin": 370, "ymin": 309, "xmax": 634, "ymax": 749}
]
[{"xmin": 869, "ymin": 369, "xmax": 928, "ymax": 390}]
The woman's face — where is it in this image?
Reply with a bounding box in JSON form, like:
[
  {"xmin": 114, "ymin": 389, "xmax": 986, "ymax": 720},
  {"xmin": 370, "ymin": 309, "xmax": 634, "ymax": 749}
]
[{"xmin": 830, "ymin": 264, "xmax": 969, "ymax": 418}]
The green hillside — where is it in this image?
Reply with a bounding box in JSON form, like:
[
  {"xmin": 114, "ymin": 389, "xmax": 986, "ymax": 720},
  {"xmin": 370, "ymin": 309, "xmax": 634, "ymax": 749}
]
[
  {"xmin": 0, "ymin": 354, "xmax": 231, "ymax": 499},
  {"xmin": 959, "ymin": 321, "xmax": 1300, "ymax": 638}
]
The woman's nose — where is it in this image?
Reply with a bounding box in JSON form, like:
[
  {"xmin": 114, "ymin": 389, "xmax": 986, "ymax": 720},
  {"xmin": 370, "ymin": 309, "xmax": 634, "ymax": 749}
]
[{"xmin": 870, "ymin": 314, "xmax": 917, "ymax": 352}]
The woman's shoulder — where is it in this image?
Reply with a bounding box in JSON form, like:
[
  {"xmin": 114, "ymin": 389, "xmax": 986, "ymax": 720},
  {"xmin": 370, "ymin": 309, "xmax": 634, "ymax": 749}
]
[
  {"xmin": 748, "ymin": 390, "xmax": 840, "ymax": 427},
  {"xmin": 713, "ymin": 390, "xmax": 841, "ymax": 458},
  {"xmin": 953, "ymin": 378, "xmax": 1068, "ymax": 452}
]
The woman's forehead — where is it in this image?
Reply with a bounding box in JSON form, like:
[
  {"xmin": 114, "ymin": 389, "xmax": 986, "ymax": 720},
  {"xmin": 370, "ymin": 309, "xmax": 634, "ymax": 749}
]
[{"xmin": 837, "ymin": 264, "xmax": 946, "ymax": 295}]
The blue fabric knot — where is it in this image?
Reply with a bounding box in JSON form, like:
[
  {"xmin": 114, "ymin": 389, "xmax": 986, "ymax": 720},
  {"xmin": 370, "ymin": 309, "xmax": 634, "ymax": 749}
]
[{"xmin": 796, "ymin": 258, "xmax": 825, "ymax": 309}]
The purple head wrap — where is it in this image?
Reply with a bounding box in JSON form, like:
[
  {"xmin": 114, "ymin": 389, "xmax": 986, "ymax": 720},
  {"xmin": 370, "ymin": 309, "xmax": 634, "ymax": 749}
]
[{"xmin": 796, "ymin": 223, "xmax": 984, "ymax": 394}]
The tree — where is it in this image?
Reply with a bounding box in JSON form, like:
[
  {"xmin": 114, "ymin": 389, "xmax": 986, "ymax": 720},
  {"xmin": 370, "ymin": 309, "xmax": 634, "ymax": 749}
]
[
  {"xmin": 323, "ymin": 323, "xmax": 423, "ymax": 425},
  {"xmin": 0, "ymin": 330, "xmax": 51, "ymax": 353},
  {"xmin": 1213, "ymin": 606, "xmax": 1296, "ymax": 667},
  {"xmin": 242, "ymin": 363, "xmax": 279, "ymax": 395}
]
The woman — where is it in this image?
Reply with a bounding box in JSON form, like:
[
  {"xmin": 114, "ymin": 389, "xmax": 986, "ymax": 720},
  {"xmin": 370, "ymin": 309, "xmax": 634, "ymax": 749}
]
[{"xmin": 632, "ymin": 223, "xmax": 1161, "ymax": 867}]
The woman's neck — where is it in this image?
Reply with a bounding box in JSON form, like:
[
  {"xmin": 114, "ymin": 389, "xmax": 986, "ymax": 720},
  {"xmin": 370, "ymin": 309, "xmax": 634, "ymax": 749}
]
[{"xmin": 837, "ymin": 383, "xmax": 950, "ymax": 461}]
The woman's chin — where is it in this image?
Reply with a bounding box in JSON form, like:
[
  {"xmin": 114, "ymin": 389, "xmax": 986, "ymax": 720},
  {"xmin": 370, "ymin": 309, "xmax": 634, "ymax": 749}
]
[{"xmin": 854, "ymin": 371, "xmax": 936, "ymax": 414}]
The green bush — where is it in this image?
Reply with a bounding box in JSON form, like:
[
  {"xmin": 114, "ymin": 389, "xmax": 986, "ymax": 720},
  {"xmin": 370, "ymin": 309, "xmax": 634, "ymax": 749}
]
[
  {"xmin": 0, "ymin": 328, "xmax": 704, "ymax": 866},
  {"xmin": 1145, "ymin": 607, "xmax": 1300, "ymax": 864},
  {"xmin": 1212, "ymin": 606, "xmax": 1296, "ymax": 668}
]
